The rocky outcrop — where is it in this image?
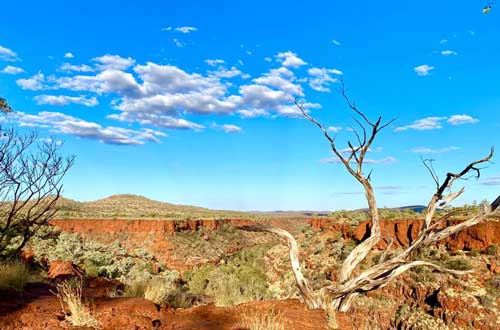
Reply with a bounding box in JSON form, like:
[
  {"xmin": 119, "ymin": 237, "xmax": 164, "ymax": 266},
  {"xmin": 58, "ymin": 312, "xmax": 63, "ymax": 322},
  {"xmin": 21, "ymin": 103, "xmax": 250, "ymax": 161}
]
[
  {"xmin": 47, "ymin": 260, "xmax": 83, "ymax": 279},
  {"xmin": 309, "ymin": 218, "xmax": 500, "ymax": 251},
  {"xmin": 49, "ymin": 218, "xmax": 255, "ymax": 235}
]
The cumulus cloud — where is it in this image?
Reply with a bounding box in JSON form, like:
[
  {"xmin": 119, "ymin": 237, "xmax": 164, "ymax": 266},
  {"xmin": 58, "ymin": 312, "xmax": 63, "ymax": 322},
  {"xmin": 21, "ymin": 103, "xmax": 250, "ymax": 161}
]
[
  {"xmin": 253, "ymin": 67, "xmax": 302, "ymax": 95},
  {"xmin": 307, "ymin": 67, "xmax": 342, "ymax": 92},
  {"xmin": 0, "ymin": 45, "xmax": 19, "ymax": 61},
  {"xmin": 410, "ymin": 146, "xmax": 460, "ymax": 154},
  {"xmin": 441, "ymin": 50, "xmax": 457, "ymax": 56},
  {"xmin": 414, "ymin": 64, "xmax": 434, "ymax": 76},
  {"xmin": 447, "ymin": 114, "xmax": 479, "ymax": 125},
  {"xmin": 64, "ymin": 52, "xmax": 75, "ymax": 58},
  {"xmin": 11, "ymin": 111, "xmax": 165, "ymax": 145},
  {"xmin": 1, "ymin": 65, "xmax": 24, "ymax": 75},
  {"xmin": 92, "ymin": 54, "xmax": 135, "ymax": 71},
  {"xmin": 108, "ymin": 112, "xmax": 204, "ymax": 130},
  {"xmin": 11, "ymin": 51, "xmax": 327, "ymax": 136},
  {"xmin": 16, "ymin": 73, "xmax": 46, "ymax": 90},
  {"xmin": 395, "ymin": 117, "xmax": 446, "ymax": 131},
  {"xmin": 34, "ymin": 94, "xmax": 98, "ymax": 107},
  {"xmin": 276, "ymin": 51, "xmax": 307, "ymax": 68}
]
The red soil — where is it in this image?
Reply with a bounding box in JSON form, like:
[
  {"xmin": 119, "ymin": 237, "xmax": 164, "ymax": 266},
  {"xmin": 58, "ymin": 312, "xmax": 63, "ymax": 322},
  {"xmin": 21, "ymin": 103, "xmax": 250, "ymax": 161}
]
[{"xmin": 0, "ymin": 282, "xmax": 327, "ymax": 330}]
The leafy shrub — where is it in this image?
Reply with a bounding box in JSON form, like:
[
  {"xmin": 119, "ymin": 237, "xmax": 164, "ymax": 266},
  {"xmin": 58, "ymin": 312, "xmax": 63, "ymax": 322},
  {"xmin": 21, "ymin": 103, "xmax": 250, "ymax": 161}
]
[{"xmin": 0, "ymin": 261, "xmax": 30, "ymax": 292}]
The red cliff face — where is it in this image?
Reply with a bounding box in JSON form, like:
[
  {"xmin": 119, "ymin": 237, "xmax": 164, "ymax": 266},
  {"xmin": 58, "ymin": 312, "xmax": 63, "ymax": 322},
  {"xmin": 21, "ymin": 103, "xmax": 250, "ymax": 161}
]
[
  {"xmin": 49, "ymin": 218, "xmax": 255, "ymax": 235},
  {"xmin": 309, "ymin": 218, "xmax": 500, "ymax": 251}
]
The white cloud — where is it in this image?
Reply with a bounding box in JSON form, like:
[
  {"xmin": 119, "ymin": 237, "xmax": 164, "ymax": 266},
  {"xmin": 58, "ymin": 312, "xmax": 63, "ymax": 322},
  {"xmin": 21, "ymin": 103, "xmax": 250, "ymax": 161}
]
[
  {"xmin": 92, "ymin": 54, "xmax": 135, "ymax": 71},
  {"xmin": 1, "ymin": 65, "xmax": 24, "ymax": 75},
  {"xmin": 447, "ymin": 114, "xmax": 479, "ymax": 125},
  {"xmin": 276, "ymin": 51, "xmax": 307, "ymax": 68},
  {"xmin": 253, "ymin": 67, "xmax": 302, "ymax": 95},
  {"xmin": 307, "ymin": 67, "xmax": 342, "ymax": 92},
  {"xmin": 328, "ymin": 126, "xmax": 342, "ymax": 133},
  {"xmin": 441, "ymin": 50, "xmax": 457, "ymax": 56},
  {"xmin": 34, "ymin": 94, "xmax": 98, "ymax": 107},
  {"xmin": 16, "ymin": 73, "xmax": 46, "ymax": 90},
  {"xmin": 395, "ymin": 117, "xmax": 446, "ymax": 131},
  {"xmin": 323, "ymin": 156, "xmax": 397, "ymax": 165},
  {"xmin": 11, "ymin": 111, "xmax": 165, "ymax": 145},
  {"xmin": 175, "ymin": 26, "xmax": 197, "ymax": 34},
  {"xmin": 64, "ymin": 52, "xmax": 75, "ymax": 59},
  {"xmin": 396, "ymin": 114, "xmax": 479, "ymax": 131},
  {"xmin": 173, "ymin": 38, "xmax": 184, "ymax": 48},
  {"xmin": 210, "ymin": 66, "xmax": 242, "ymax": 78},
  {"xmin": 212, "ymin": 123, "xmax": 242, "ymax": 133},
  {"xmin": 440, "ymin": 39, "xmax": 448, "ymax": 44},
  {"xmin": 414, "ymin": 64, "xmax": 435, "ymax": 76},
  {"xmin": 59, "ymin": 63, "xmax": 94, "ymax": 72},
  {"xmin": 205, "ymin": 59, "xmax": 225, "ymax": 67},
  {"xmin": 0, "ymin": 45, "xmax": 19, "ymax": 61},
  {"xmin": 332, "ymin": 39, "xmax": 342, "ymax": 46},
  {"xmin": 410, "ymin": 146, "xmax": 460, "ymax": 154},
  {"xmin": 481, "ymin": 175, "xmax": 500, "ymax": 186},
  {"xmin": 108, "ymin": 112, "xmax": 204, "ymax": 130}
]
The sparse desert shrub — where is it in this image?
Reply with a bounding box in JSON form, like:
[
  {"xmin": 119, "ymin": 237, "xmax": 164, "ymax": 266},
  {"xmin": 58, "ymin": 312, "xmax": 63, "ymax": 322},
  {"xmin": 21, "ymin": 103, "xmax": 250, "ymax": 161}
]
[
  {"xmin": 486, "ymin": 244, "xmax": 498, "ymax": 256},
  {"xmin": 55, "ymin": 280, "xmax": 100, "ymax": 329},
  {"xmin": 0, "ymin": 261, "xmax": 30, "ymax": 292},
  {"xmin": 240, "ymin": 308, "xmax": 285, "ymax": 330},
  {"xmin": 124, "ymin": 280, "xmax": 147, "ymax": 298},
  {"xmin": 184, "ymin": 245, "xmax": 273, "ymax": 306},
  {"xmin": 144, "ymin": 277, "xmax": 171, "ymax": 305},
  {"xmin": 442, "ymin": 256, "xmax": 472, "ymax": 271},
  {"xmin": 470, "ymin": 249, "xmax": 480, "ymax": 257}
]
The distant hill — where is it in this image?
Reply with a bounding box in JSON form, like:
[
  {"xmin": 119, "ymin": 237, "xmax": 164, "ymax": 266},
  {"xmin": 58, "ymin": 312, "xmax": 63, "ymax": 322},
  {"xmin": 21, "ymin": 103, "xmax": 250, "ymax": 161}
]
[
  {"xmin": 55, "ymin": 194, "xmax": 261, "ymax": 220},
  {"xmin": 54, "ymin": 194, "xmax": 431, "ymax": 220}
]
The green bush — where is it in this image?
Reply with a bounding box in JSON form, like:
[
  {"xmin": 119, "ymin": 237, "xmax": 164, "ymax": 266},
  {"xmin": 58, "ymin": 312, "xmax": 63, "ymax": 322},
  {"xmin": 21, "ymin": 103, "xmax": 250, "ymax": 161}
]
[
  {"xmin": 442, "ymin": 256, "xmax": 472, "ymax": 271},
  {"xmin": 184, "ymin": 245, "xmax": 273, "ymax": 306},
  {"xmin": 486, "ymin": 244, "xmax": 498, "ymax": 256},
  {"xmin": 0, "ymin": 261, "xmax": 30, "ymax": 292}
]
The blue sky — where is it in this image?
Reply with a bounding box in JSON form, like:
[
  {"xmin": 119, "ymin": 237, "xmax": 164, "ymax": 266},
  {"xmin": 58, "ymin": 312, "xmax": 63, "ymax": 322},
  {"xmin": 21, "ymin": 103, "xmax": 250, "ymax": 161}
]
[{"xmin": 0, "ymin": 0, "xmax": 498, "ymax": 211}]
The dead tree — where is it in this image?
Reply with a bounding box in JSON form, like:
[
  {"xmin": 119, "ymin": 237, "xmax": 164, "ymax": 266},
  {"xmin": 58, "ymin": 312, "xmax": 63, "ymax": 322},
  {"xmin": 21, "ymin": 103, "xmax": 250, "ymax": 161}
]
[
  {"xmin": 242, "ymin": 82, "xmax": 498, "ymax": 312},
  {"xmin": 0, "ymin": 99, "xmax": 74, "ymax": 258}
]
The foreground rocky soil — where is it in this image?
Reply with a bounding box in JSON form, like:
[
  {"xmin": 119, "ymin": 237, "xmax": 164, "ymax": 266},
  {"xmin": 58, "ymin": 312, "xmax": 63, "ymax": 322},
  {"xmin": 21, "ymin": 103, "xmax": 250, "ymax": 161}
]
[{"xmin": 0, "ymin": 281, "xmax": 327, "ymax": 330}]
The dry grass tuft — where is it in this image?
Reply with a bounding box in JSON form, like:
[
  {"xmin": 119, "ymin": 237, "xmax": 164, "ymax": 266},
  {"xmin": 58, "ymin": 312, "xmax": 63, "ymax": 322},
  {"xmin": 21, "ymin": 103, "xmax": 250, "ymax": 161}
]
[
  {"xmin": 55, "ymin": 279, "xmax": 100, "ymax": 329},
  {"xmin": 144, "ymin": 278, "xmax": 170, "ymax": 305},
  {"xmin": 240, "ymin": 308, "xmax": 286, "ymax": 330},
  {"xmin": 0, "ymin": 261, "xmax": 30, "ymax": 292}
]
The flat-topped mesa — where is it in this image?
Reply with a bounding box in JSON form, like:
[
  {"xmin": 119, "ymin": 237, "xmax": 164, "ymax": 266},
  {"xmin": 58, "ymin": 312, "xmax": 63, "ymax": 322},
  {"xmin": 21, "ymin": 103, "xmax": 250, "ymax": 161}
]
[{"xmin": 309, "ymin": 218, "xmax": 500, "ymax": 252}]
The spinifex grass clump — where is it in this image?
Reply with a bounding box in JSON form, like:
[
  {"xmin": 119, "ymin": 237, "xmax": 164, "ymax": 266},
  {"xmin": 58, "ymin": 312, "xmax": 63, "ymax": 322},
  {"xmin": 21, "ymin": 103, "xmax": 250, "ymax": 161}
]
[
  {"xmin": 240, "ymin": 308, "xmax": 286, "ymax": 330},
  {"xmin": 55, "ymin": 279, "xmax": 100, "ymax": 329}
]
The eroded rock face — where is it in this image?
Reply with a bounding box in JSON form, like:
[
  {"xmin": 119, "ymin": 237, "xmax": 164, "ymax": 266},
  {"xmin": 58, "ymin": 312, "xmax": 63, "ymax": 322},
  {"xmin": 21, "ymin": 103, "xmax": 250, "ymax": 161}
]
[
  {"xmin": 309, "ymin": 218, "xmax": 500, "ymax": 251},
  {"xmin": 47, "ymin": 260, "xmax": 83, "ymax": 279},
  {"xmin": 49, "ymin": 218, "xmax": 256, "ymax": 235}
]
